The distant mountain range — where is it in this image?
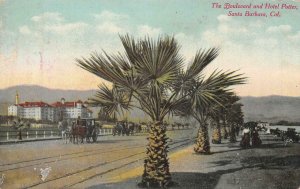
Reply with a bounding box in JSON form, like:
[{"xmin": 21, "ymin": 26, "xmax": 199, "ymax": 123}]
[
  {"xmin": 240, "ymin": 96, "xmax": 300, "ymax": 122},
  {"xmin": 1, "ymin": 85, "xmax": 300, "ymax": 122},
  {"xmin": 0, "ymin": 85, "xmax": 97, "ymax": 103}
]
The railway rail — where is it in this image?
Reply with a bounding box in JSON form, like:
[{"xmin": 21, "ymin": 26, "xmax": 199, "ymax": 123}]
[{"xmin": 0, "ymin": 136, "xmax": 195, "ymax": 188}]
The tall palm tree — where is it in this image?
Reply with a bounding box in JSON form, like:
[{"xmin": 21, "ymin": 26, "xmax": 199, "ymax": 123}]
[{"xmin": 77, "ymin": 34, "xmax": 245, "ymax": 187}]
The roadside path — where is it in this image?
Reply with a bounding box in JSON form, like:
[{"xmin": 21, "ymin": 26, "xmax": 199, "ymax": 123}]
[{"xmin": 86, "ymin": 134, "xmax": 300, "ymax": 189}]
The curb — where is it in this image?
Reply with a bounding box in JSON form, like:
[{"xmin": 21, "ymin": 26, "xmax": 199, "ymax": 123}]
[
  {"xmin": 0, "ymin": 137, "xmax": 62, "ymax": 145},
  {"xmin": 0, "ymin": 133, "xmax": 141, "ymax": 145}
]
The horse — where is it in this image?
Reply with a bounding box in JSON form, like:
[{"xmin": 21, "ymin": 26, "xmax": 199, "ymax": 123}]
[
  {"xmin": 58, "ymin": 120, "xmax": 71, "ymax": 144},
  {"xmin": 113, "ymin": 122, "xmax": 123, "ymax": 136},
  {"xmin": 121, "ymin": 122, "xmax": 129, "ymax": 136},
  {"xmin": 85, "ymin": 124, "xmax": 99, "ymax": 143},
  {"xmin": 61, "ymin": 129, "xmax": 69, "ymax": 144},
  {"xmin": 70, "ymin": 123, "xmax": 86, "ymax": 144},
  {"xmin": 128, "ymin": 122, "xmax": 135, "ymax": 135}
]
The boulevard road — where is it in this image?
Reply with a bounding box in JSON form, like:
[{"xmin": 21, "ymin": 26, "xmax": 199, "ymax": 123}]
[{"xmin": 0, "ymin": 128, "xmax": 196, "ymax": 188}]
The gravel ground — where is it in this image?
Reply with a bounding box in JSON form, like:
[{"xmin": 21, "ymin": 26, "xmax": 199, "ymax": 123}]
[{"xmin": 87, "ymin": 134, "xmax": 300, "ymax": 189}]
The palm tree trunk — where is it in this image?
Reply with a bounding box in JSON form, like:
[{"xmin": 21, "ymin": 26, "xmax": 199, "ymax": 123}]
[
  {"xmin": 212, "ymin": 121, "xmax": 221, "ymax": 144},
  {"xmin": 141, "ymin": 121, "xmax": 171, "ymax": 187},
  {"xmin": 229, "ymin": 124, "xmax": 237, "ymax": 143},
  {"xmin": 221, "ymin": 121, "xmax": 228, "ymax": 139},
  {"xmin": 194, "ymin": 123, "xmax": 210, "ymax": 154}
]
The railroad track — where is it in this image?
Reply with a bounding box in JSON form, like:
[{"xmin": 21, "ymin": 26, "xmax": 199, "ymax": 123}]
[
  {"xmin": 67, "ymin": 138, "xmax": 194, "ymax": 188},
  {"xmin": 0, "ymin": 143, "xmax": 146, "ymax": 172},
  {"xmin": 13, "ymin": 137, "xmax": 194, "ymax": 188}
]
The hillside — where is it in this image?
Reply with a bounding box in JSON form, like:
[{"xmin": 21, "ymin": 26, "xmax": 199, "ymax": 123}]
[
  {"xmin": 240, "ymin": 96, "xmax": 300, "ymax": 122},
  {"xmin": 0, "ymin": 85, "xmax": 96, "ymax": 103},
  {"xmin": 1, "ymin": 85, "xmax": 300, "ymax": 122}
]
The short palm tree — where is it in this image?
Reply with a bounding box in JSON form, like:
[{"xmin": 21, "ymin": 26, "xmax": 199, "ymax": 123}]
[
  {"xmin": 211, "ymin": 94, "xmax": 240, "ymax": 144},
  {"xmin": 211, "ymin": 107, "xmax": 223, "ymax": 144},
  {"xmin": 224, "ymin": 95, "xmax": 244, "ymax": 142},
  {"xmin": 220, "ymin": 107, "xmax": 229, "ymax": 139},
  {"xmin": 77, "ymin": 34, "xmax": 245, "ymax": 187},
  {"xmin": 188, "ymin": 89, "xmax": 244, "ymax": 154}
]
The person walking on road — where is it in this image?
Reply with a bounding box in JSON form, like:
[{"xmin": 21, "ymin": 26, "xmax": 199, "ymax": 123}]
[{"xmin": 240, "ymin": 127, "xmax": 251, "ymax": 148}]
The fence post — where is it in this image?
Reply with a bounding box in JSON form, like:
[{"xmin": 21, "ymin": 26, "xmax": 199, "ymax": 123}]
[
  {"xmin": 27, "ymin": 131, "xmax": 29, "ymax": 139},
  {"xmin": 7, "ymin": 132, "xmax": 9, "ymax": 141},
  {"xmin": 44, "ymin": 131, "xmax": 46, "ymax": 138},
  {"xmin": 51, "ymin": 131, "xmax": 53, "ymax": 137},
  {"xmin": 36, "ymin": 131, "xmax": 38, "ymax": 138}
]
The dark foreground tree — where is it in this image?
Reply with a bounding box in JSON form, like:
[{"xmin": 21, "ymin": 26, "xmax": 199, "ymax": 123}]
[{"xmin": 77, "ymin": 35, "xmax": 245, "ymax": 187}]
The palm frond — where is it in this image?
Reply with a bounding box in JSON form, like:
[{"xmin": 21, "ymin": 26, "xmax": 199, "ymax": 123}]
[
  {"xmin": 185, "ymin": 48, "xmax": 220, "ymax": 79},
  {"xmin": 77, "ymin": 34, "xmax": 247, "ymax": 123},
  {"xmin": 120, "ymin": 34, "xmax": 184, "ymax": 86},
  {"xmin": 88, "ymin": 84, "xmax": 131, "ymax": 119}
]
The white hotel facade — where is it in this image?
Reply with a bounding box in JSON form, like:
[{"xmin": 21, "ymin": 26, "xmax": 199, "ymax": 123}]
[{"xmin": 8, "ymin": 93, "xmax": 92, "ymax": 122}]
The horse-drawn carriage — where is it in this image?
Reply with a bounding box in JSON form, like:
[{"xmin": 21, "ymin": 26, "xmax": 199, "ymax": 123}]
[
  {"xmin": 282, "ymin": 128, "xmax": 299, "ymax": 143},
  {"xmin": 112, "ymin": 121, "xmax": 140, "ymax": 136},
  {"xmin": 70, "ymin": 118, "xmax": 99, "ymax": 143}
]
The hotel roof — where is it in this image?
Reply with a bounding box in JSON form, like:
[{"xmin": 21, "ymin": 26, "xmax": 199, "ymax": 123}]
[
  {"xmin": 51, "ymin": 100, "xmax": 85, "ymax": 108},
  {"xmin": 18, "ymin": 101, "xmax": 52, "ymax": 108}
]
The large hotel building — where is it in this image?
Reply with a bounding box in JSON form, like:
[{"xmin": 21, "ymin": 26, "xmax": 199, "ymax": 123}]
[{"xmin": 8, "ymin": 92, "xmax": 92, "ymax": 122}]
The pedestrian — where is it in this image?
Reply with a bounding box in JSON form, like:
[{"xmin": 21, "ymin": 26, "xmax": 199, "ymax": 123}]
[
  {"xmin": 252, "ymin": 128, "xmax": 262, "ymax": 147},
  {"xmin": 240, "ymin": 127, "xmax": 251, "ymax": 148}
]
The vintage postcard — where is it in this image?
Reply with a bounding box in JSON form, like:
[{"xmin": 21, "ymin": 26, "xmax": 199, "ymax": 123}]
[{"xmin": 0, "ymin": 0, "xmax": 299, "ymax": 188}]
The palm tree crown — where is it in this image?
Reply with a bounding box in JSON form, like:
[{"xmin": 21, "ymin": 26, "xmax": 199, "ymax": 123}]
[{"xmin": 77, "ymin": 34, "xmax": 246, "ymax": 187}]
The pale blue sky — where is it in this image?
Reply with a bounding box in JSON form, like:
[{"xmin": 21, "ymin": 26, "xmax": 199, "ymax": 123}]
[{"xmin": 1, "ymin": 0, "xmax": 300, "ymax": 96}]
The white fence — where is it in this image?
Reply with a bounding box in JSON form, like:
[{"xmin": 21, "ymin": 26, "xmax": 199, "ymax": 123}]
[
  {"xmin": 2, "ymin": 130, "xmax": 60, "ymax": 141},
  {"xmin": 1, "ymin": 126, "xmax": 186, "ymax": 142},
  {"xmin": 2, "ymin": 128, "xmax": 120, "ymax": 141}
]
